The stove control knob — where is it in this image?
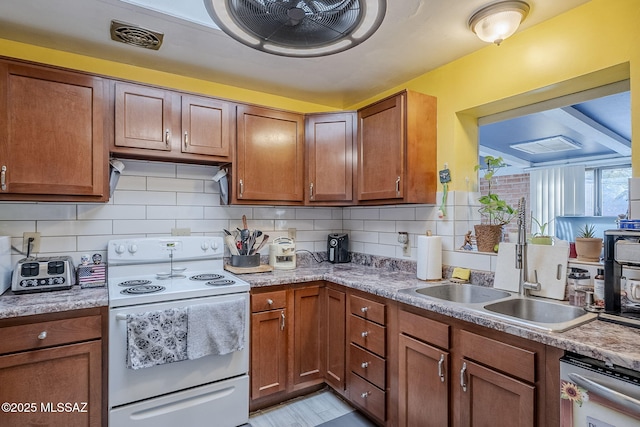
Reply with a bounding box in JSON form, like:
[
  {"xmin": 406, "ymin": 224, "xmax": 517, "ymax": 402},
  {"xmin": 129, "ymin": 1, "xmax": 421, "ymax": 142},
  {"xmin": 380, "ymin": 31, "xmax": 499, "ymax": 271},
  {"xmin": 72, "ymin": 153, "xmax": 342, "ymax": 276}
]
[
  {"xmin": 128, "ymin": 244, "xmax": 138, "ymax": 254},
  {"xmin": 211, "ymin": 241, "xmax": 219, "ymax": 251},
  {"xmin": 115, "ymin": 244, "xmax": 126, "ymax": 254},
  {"xmin": 201, "ymin": 242, "xmax": 210, "ymax": 251}
]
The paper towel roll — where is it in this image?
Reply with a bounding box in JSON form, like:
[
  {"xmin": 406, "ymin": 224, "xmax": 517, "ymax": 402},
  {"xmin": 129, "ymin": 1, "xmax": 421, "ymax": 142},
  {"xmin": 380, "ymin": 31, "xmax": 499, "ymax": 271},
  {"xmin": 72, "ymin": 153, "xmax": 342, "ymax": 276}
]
[{"xmin": 417, "ymin": 235, "xmax": 442, "ymax": 280}]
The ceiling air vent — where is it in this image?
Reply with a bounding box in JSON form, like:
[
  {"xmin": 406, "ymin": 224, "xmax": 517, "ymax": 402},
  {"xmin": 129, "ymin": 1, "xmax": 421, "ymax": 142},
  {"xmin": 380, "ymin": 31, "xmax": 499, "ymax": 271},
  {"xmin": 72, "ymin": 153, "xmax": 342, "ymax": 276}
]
[
  {"xmin": 110, "ymin": 20, "xmax": 164, "ymax": 50},
  {"xmin": 510, "ymin": 136, "xmax": 581, "ymax": 155},
  {"xmin": 204, "ymin": 0, "xmax": 387, "ymax": 57}
]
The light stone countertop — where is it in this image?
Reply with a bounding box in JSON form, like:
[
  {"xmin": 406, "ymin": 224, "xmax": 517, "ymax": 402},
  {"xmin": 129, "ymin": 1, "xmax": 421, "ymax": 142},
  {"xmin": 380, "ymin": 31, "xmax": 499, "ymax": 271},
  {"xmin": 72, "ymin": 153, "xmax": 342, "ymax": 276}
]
[{"xmin": 1, "ymin": 257, "xmax": 637, "ymax": 372}]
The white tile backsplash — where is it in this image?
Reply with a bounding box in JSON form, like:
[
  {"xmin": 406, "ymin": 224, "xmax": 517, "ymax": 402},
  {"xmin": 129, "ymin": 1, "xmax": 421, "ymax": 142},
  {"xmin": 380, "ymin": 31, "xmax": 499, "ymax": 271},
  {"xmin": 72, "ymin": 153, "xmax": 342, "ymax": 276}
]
[{"xmin": 0, "ymin": 159, "xmax": 499, "ymax": 272}]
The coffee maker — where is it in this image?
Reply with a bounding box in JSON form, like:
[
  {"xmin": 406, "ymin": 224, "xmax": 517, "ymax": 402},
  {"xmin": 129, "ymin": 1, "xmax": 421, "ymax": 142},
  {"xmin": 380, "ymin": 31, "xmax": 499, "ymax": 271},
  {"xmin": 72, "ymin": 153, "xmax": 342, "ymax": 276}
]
[
  {"xmin": 602, "ymin": 229, "xmax": 640, "ymax": 328},
  {"xmin": 328, "ymin": 233, "xmax": 350, "ymax": 263}
]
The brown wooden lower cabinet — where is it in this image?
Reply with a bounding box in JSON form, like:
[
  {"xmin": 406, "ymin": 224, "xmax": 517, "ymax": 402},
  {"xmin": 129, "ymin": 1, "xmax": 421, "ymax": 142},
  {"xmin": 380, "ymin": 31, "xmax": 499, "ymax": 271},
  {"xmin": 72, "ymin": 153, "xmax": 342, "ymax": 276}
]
[
  {"xmin": 250, "ymin": 308, "xmax": 288, "ymax": 399},
  {"xmin": 0, "ymin": 309, "xmax": 105, "ymax": 427},
  {"xmin": 325, "ymin": 286, "xmax": 346, "ymax": 392}
]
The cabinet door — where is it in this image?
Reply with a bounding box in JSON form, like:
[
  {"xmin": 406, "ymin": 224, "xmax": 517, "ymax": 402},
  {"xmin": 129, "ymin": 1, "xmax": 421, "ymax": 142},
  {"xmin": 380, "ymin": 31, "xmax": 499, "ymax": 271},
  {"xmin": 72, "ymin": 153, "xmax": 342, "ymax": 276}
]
[
  {"xmin": 398, "ymin": 334, "xmax": 449, "ymax": 427},
  {"xmin": 357, "ymin": 93, "xmax": 404, "ymax": 201},
  {"xmin": 305, "ymin": 112, "xmax": 354, "ymax": 204},
  {"xmin": 235, "ymin": 105, "xmax": 304, "ymax": 203},
  {"xmin": 0, "ymin": 341, "xmax": 102, "ymax": 427},
  {"xmin": 292, "ymin": 286, "xmax": 323, "ymax": 387},
  {"xmin": 181, "ymin": 95, "xmax": 232, "ymax": 158},
  {"xmin": 251, "ymin": 309, "xmax": 287, "ymax": 399},
  {"xmin": 459, "ymin": 359, "xmax": 535, "ymax": 427},
  {"xmin": 0, "ymin": 62, "xmax": 106, "ymax": 199},
  {"xmin": 114, "ymin": 82, "xmax": 178, "ymax": 151},
  {"xmin": 325, "ymin": 287, "xmax": 346, "ymax": 391}
]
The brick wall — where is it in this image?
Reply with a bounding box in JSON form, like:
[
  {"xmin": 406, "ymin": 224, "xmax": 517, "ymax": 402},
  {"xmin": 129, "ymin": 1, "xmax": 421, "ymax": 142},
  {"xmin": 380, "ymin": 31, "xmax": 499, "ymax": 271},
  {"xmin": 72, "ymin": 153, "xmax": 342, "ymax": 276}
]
[{"xmin": 479, "ymin": 173, "xmax": 530, "ymax": 240}]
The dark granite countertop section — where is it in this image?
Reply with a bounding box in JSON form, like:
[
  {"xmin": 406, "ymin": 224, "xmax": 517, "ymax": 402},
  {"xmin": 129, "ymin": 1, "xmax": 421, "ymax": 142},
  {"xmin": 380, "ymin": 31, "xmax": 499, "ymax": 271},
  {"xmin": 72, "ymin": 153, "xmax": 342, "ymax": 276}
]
[
  {"xmin": 0, "ymin": 286, "xmax": 108, "ymax": 320},
  {"xmin": 243, "ymin": 259, "xmax": 640, "ymax": 372}
]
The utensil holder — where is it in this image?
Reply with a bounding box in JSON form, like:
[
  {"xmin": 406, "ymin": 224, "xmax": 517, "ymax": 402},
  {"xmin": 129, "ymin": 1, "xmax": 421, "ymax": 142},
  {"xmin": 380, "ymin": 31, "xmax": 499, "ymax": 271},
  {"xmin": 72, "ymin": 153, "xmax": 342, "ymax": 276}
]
[{"xmin": 230, "ymin": 254, "xmax": 260, "ymax": 268}]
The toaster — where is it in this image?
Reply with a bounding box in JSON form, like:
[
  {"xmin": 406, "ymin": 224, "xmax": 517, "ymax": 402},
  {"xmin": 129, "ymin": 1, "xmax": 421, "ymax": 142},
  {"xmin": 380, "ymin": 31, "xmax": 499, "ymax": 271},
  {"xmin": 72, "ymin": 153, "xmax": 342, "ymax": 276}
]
[
  {"xmin": 328, "ymin": 233, "xmax": 350, "ymax": 263},
  {"xmin": 11, "ymin": 256, "xmax": 75, "ymax": 293}
]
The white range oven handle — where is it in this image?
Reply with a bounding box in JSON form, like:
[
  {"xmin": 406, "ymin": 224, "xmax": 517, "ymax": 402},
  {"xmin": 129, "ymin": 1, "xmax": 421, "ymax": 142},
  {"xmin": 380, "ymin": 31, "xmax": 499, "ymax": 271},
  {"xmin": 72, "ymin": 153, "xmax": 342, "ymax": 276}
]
[
  {"xmin": 116, "ymin": 313, "xmax": 127, "ymax": 321},
  {"xmin": 568, "ymin": 373, "xmax": 640, "ymax": 414}
]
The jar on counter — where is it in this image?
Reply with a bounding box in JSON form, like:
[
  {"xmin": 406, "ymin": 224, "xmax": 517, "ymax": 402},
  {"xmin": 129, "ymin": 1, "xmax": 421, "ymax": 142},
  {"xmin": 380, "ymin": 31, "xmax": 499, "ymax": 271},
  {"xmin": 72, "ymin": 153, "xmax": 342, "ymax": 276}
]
[
  {"xmin": 593, "ymin": 268, "xmax": 605, "ymax": 307},
  {"xmin": 566, "ymin": 267, "xmax": 592, "ymax": 307}
]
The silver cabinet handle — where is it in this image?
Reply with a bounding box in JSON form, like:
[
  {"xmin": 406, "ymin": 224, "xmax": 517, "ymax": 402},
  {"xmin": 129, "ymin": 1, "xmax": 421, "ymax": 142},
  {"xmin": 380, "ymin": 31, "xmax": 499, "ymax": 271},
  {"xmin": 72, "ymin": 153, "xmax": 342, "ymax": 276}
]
[
  {"xmin": 38, "ymin": 331, "xmax": 47, "ymax": 340},
  {"xmin": 184, "ymin": 131, "xmax": 189, "ymax": 149},
  {"xmin": 395, "ymin": 176, "xmax": 401, "ymax": 196},
  {"xmin": 0, "ymin": 165, "xmax": 5, "ymax": 191},
  {"xmin": 280, "ymin": 311, "xmax": 285, "ymax": 331},
  {"xmin": 239, "ymin": 179, "xmax": 244, "ymax": 198},
  {"xmin": 266, "ymin": 298, "xmax": 273, "ymax": 306},
  {"xmin": 568, "ymin": 373, "xmax": 640, "ymax": 414},
  {"xmin": 361, "ymin": 331, "xmax": 368, "ymax": 338},
  {"xmin": 361, "ymin": 362, "xmax": 369, "ymax": 369},
  {"xmin": 438, "ymin": 354, "xmax": 445, "ymax": 383},
  {"xmin": 309, "ymin": 182, "xmax": 314, "ymax": 200},
  {"xmin": 165, "ymin": 129, "xmax": 170, "ymax": 147},
  {"xmin": 361, "ymin": 391, "xmax": 370, "ymax": 399},
  {"xmin": 460, "ymin": 362, "xmax": 467, "ymax": 392},
  {"xmin": 360, "ymin": 306, "xmax": 369, "ymax": 313}
]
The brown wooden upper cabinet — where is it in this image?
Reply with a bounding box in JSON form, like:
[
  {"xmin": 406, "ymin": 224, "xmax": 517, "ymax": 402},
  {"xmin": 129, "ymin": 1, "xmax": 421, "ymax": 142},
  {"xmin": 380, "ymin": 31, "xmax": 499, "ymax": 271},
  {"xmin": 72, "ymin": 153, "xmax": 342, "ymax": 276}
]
[
  {"xmin": 113, "ymin": 81, "xmax": 233, "ymax": 164},
  {"xmin": 357, "ymin": 90, "xmax": 437, "ymax": 204},
  {"xmin": 234, "ymin": 105, "xmax": 304, "ymax": 204},
  {"xmin": 0, "ymin": 60, "xmax": 108, "ymax": 202},
  {"xmin": 305, "ymin": 112, "xmax": 356, "ymax": 205}
]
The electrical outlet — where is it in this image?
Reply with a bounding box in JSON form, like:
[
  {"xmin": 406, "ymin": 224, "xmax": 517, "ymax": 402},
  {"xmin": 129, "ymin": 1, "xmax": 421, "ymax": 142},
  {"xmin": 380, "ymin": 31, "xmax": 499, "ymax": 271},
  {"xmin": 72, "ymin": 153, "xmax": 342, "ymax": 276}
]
[
  {"xmin": 288, "ymin": 228, "xmax": 297, "ymax": 240},
  {"xmin": 23, "ymin": 232, "xmax": 41, "ymax": 254},
  {"xmin": 171, "ymin": 228, "xmax": 191, "ymax": 236},
  {"xmin": 398, "ymin": 232, "xmax": 410, "ymax": 257}
]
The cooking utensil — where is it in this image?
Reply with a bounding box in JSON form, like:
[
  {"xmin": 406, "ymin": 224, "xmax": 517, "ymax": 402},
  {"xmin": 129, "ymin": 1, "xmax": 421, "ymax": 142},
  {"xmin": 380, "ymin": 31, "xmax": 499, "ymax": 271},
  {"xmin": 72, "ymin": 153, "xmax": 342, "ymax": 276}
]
[
  {"xmin": 250, "ymin": 234, "xmax": 269, "ymax": 255},
  {"xmin": 225, "ymin": 235, "xmax": 240, "ymax": 255},
  {"xmin": 242, "ymin": 215, "xmax": 248, "ymax": 230}
]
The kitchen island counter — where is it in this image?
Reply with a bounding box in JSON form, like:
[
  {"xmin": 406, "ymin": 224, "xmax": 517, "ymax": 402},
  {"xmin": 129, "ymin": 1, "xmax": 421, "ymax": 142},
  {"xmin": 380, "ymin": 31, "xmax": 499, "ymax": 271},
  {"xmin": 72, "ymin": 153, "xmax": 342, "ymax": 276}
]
[{"xmin": 241, "ymin": 261, "xmax": 640, "ymax": 371}]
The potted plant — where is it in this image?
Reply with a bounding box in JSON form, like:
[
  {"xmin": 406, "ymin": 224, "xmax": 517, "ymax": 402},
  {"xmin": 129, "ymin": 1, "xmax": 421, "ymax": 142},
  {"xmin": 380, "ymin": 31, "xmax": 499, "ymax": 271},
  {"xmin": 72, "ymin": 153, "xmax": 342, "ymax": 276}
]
[
  {"xmin": 575, "ymin": 224, "xmax": 603, "ymax": 262},
  {"xmin": 530, "ymin": 216, "xmax": 553, "ymax": 245},
  {"xmin": 473, "ymin": 156, "xmax": 517, "ymax": 252}
]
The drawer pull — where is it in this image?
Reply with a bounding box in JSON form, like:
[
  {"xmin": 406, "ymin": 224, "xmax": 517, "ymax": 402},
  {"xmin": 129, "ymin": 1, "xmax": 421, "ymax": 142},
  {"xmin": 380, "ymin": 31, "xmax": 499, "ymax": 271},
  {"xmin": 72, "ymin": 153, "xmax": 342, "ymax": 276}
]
[
  {"xmin": 37, "ymin": 331, "xmax": 47, "ymax": 340},
  {"xmin": 360, "ymin": 306, "xmax": 369, "ymax": 313},
  {"xmin": 460, "ymin": 362, "xmax": 467, "ymax": 392},
  {"xmin": 361, "ymin": 391, "xmax": 370, "ymax": 399},
  {"xmin": 438, "ymin": 354, "xmax": 445, "ymax": 383},
  {"xmin": 266, "ymin": 298, "xmax": 274, "ymax": 306},
  {"xmin": 361, "ymin": 331, "xmax": 368, "ymax": 338},
  {"xmin": 361, "ymin": 361, "xmax": 369, "ymax": 369},
  {"xmin": 165, "ymin": 129, "xmax": 170, "ymax": 147}
]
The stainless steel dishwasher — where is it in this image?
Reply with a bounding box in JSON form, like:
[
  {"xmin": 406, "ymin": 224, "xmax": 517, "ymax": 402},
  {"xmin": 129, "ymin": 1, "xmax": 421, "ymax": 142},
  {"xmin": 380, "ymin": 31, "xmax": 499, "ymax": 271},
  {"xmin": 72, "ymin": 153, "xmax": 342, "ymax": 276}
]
[{"xmin": 560, "ymin": 353, "xmax": 640, "ymax": 426}]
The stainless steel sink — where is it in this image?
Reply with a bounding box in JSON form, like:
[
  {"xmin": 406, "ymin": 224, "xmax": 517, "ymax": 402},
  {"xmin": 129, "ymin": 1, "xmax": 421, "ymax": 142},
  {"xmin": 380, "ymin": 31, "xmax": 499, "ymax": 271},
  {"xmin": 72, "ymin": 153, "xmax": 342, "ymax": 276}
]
[
  {"xmin": 483, "ymin": 298, "xmax": 598, "ymax": 332},
  {"xmin": 413, "ymin": 284, "xmax": 512, "ymax": 304}
]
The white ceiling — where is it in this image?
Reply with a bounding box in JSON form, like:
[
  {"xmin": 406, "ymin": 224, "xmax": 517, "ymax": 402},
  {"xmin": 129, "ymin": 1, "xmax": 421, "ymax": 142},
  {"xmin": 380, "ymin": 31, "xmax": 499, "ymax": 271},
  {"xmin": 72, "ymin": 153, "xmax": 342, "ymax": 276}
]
[{"xmin": 0, "ymin": 0, "xmax": 591, "ymax": 108}]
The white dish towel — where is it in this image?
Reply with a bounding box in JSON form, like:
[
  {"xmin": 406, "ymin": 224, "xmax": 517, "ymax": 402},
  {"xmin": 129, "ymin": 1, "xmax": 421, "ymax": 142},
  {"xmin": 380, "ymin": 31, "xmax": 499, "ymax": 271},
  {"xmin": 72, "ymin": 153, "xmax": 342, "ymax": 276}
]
[{"xmin": 187, "ymin": 298, "xmax": 246, "ymax": 360}]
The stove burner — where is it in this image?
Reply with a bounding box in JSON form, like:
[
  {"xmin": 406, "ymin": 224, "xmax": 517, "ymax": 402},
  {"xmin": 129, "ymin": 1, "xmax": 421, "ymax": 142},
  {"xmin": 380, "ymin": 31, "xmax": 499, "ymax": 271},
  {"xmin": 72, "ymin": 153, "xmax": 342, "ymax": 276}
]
[
  {"xmin": 190, "ymin": 274, "xmax": 224, "ymax": 281},
  {"xmin": 118, "ymin": 279, "xmax": 152, "ymax": 287},
  {"xmin": 205, "ymin": 279, "xmax": 236, "ymax": 286},
  {"xmin": 120, "ymin": 285, "xmax": 166, "ymax": 295}
]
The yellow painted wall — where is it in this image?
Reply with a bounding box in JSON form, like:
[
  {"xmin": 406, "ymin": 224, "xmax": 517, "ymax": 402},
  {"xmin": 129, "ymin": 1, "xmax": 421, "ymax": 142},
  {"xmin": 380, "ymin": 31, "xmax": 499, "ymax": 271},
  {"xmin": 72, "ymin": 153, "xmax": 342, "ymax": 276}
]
[
  {"xmin": 347, "ymin": 0, "xmax": 640, "ymax": 189},
  {"xmin": 1, "ymin": 0, "xmax": 637, "ymax": 189},
  {"xmin": 0, "ymin": 38, "xmax": 335, "ymax": 113}
]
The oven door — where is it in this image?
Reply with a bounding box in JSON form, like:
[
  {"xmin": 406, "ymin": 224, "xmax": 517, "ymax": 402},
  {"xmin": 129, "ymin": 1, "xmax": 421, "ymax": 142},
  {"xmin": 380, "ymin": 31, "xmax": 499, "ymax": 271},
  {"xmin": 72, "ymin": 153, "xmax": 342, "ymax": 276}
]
[{"xmin": 108, "ymin": 293, "xmax": 249, "ymax": 408}]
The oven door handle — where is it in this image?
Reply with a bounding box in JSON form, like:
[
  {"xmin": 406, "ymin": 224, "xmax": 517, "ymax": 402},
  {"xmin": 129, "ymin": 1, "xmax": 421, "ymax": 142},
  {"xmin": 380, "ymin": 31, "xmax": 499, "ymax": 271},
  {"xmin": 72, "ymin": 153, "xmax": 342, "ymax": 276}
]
[
  {"xmin": 116, "ymin": 314, "xmax": 127, "ymax": 321},
  {"xmin": 568, "ymin": 373, "xmax": 640, "ymax": 414}
]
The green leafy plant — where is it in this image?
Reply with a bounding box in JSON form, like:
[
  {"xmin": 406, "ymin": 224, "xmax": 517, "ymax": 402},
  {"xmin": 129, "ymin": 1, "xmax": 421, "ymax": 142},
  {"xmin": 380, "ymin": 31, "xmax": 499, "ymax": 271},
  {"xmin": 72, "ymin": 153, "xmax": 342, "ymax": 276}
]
[
  {"xmin": 474, "ymin": 156, "xmax": 517, "ymax": 226},
  {"xmin": 531, "ymin": 216, "xmax": 552, "ymax": 237},
  {"xmin": 577, "ymin": 224, "xmax": 596, "ymax": 239}
]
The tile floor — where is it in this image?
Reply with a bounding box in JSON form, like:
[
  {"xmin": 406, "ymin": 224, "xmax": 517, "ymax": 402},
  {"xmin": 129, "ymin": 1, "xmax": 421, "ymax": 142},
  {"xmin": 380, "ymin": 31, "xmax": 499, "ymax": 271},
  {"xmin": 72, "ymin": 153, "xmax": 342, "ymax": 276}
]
[{"xmin": 248, "ymin": 389, "xmax": 376, "ymax": 427}]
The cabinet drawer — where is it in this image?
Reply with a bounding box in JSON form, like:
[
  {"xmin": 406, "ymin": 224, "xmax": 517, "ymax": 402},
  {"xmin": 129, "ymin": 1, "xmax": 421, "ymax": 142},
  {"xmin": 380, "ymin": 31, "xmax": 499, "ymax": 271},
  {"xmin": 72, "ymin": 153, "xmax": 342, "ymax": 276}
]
[
  {"xmin": 350, "ymin": 343, "xmax": 385, "ymax": 390},
  {"xmin": 0, "ymin": 315, "xmax": 102, "ymax": 355},
  {"xmin": 399, "ymin": 309, "xmax": 449, "ymax": 350},
  {"xmin": 459, "ymin": 330, "xmax": 536, "ymax": 383},
  {"xmin": 251, "ymin": 290, "xmax": 287, "ymax": 312},
  {"xmin": 349, "ymin": 372, "xmax": 386, "ymax": 423},
  {"xmin": 350, "ymin": 294, "xmax": 385, "ymax": 325},
  {"xmin": 350, "ymin": 315, "xmax": 386, "ymax": 357}
]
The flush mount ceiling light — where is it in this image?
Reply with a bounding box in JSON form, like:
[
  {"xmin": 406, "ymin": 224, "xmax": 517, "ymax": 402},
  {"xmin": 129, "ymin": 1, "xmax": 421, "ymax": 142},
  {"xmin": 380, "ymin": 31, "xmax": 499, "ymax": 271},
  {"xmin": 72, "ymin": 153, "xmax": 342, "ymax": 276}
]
[
  {"xmin": 468, "ymin": 1, "xmax": 530, "ymax": 45},
  {"xmin": 204, "ymin": 0, "xmax": 387, "ymax": 57},
  {"xmin": 510, "ymin": 136, "xmax": 581, "ymax": 155}
]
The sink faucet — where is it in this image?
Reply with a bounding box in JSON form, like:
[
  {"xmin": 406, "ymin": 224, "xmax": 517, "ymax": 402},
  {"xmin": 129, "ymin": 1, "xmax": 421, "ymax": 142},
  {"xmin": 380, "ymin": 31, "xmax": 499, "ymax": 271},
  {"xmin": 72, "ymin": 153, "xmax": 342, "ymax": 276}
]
[{"xmin": 515, "ymin": 197, "xmax": 541, "ymax": 296}]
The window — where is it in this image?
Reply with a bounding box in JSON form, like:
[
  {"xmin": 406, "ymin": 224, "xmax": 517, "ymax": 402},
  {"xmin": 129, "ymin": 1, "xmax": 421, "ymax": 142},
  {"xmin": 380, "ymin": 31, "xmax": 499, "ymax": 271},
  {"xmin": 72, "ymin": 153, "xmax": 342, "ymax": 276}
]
[{"xmin": 585, "ymin": 165, "xmax": 631, "ymax": 217}]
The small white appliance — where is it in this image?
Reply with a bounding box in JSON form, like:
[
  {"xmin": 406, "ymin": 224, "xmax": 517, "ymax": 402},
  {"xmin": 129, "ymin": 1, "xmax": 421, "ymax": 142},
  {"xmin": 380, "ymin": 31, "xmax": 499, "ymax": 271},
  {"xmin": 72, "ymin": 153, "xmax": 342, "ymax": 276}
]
[
  {"xmin": 269, "ymin": 237, "xmax": 296, "ymax": 270},
  {"xmin": 0, "ymin": 236, "xmax": 11, "ymax": 295}
]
